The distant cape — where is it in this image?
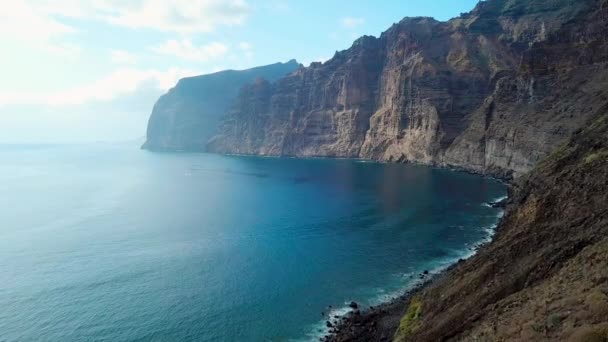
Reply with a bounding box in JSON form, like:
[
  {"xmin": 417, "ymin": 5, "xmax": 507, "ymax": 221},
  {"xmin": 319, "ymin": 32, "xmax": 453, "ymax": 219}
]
[{"xmin": 142, "ymin": 59, "xmax": 301, "ymax": 152}]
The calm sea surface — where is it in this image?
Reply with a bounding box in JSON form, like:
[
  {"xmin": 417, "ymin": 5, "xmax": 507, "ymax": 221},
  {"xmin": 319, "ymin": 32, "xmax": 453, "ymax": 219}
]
[{"xmin": 0, "ymin": 143, "xmax": 506, "ymax": 341}]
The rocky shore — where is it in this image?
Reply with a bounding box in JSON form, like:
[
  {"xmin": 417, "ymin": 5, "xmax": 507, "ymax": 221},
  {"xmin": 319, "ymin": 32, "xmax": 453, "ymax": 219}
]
[
  {"xmin": 321, "ymin": 218, "xmax": 509, "ymax": 342},
  {"xmin": 321, "ymin": 275, "xmax": 444, "ymax": 342},
  {"xmin": 327, "ymin": 106, "xmax": 608, "ymax": 341}
]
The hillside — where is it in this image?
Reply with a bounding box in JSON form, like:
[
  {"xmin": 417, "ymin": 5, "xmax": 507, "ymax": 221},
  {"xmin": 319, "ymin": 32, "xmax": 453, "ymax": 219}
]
[{"xmin": 327, "ymin": 105, "xmax": 608, "ymax": 342}]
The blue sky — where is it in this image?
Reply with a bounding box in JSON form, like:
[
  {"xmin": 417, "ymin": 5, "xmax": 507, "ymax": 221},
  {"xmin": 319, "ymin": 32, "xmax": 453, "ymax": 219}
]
[{"xmin": 0, "ymin": 0, "xmax": 480, "ymax": 143}]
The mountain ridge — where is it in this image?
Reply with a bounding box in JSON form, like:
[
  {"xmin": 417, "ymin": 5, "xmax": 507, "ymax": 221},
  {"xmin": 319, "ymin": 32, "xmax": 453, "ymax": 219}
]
[{"xmin": 207, "ymin": 0, "xmax": 607, "ymax": 179}]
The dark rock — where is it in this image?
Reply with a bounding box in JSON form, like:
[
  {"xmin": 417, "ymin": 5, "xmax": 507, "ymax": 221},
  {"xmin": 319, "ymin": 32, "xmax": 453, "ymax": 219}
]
[{"xmin": 349, "ymin": 301, "xmax": 359, "ymax": 309}]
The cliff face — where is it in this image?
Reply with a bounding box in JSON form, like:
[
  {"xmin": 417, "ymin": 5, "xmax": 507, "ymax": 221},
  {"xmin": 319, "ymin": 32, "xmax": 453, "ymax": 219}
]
[
  {"xmin": 393, "ymin": 106, "xmax": 608, "ymax": 342},
  {"xmin": 324, "ymin": 106, "xmax": 608, "ymax": 342},
  {"xmin": 142, "ymin": 60, "xmax": 300, "ymax": 151},
  {"xmin": 208, "ymin": 0, "xmax": 608, "ymax": 179}
]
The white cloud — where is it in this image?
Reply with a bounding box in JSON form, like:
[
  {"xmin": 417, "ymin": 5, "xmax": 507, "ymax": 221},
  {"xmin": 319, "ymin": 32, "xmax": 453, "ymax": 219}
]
[
  {"xmin": 0, "ymin": 68, "xmax": 199, "ymax": 106},
  {"xmin": 0, "ymin": 1, "xmax": 81, "ymax": 58},
  {"xmin": 151, "ymin": 39, "xmax": 229, "ymax": 62},
  {"xmin": 0, "ymin": 0, "xmax": 250, "ymax": 60},
  {"xmin": 238, "ymin": 42, "xmax": 252, "ymax": 51},
  {"xmin": 109, "ymin": 0, "xmax": 250, "ymax": 33},
  {"xmin": 238, "ymin": 41, "xmax": 254, "ymax": 59},
  {"xmin": 1, "ymin": 0, "xmax": 251, "ymax": 59},
  {"xmin": 341, "ymin": 16, "xmax": 365, "ymax": 29},
  {"xmin": 111, "ymin": 50, "xmax": 138, "ymax": 64},
  {"xmin": 44, "ymin": 43, "xmax": 83, "ymax": 59},
  {"xmin": 266, "ymin": 1, "xmax": 290, "ymax": 13},
  {"xmin": 26, "ymin": 0, "xmax": 251, "ymax": 33}
]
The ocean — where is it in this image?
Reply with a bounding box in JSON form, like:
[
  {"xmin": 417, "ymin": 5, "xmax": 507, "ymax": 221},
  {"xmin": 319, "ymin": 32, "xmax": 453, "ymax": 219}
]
[{"xmin": 0, "ymin": 143, "xmax": 506, "ymax": 341}]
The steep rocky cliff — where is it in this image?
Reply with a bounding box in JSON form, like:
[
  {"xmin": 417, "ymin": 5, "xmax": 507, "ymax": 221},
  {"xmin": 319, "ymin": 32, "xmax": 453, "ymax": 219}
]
[
  {"xmin": 208, "ymin": 0, "xmax": 608, "ymax": 179},
  {"xmin": 391, "ymin": 105, "xmax": 608, "ymax": 342},
  {"xmin": 142, "ymin": 60, "xmax": 300, "ymax": 151},
  {"xmin": 327, "ymin": 103, "xmax": 608, "ymax": 342}
]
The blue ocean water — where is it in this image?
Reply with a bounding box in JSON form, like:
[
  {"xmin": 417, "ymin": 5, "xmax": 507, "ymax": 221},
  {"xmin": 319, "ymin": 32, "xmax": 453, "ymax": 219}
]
[{"xmin": 0, "ymin": 143, "xmax": 506, "ymax": 342}]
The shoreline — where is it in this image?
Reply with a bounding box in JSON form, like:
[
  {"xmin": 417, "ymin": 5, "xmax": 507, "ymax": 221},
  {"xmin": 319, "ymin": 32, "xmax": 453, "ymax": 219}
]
[
  {"xmin": 321, "ymin": 269, "xmax": 452, "ymax": 342},
  {"xmin": 143, "ymin": 148, "xmax": 515, "ymax": 184},
  {"xmin": 321, "ymin": 194, "xmax": 510, "ymax": 342}
]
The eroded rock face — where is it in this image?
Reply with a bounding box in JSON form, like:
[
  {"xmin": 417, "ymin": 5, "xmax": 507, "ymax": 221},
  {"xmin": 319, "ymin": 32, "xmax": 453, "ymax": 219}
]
[
  {"xmin": 208, "ymin": 0, "xmax": 608, "ymax": 179},
  {"xmin": 325, "ymin": 93, "xmax": 608, "ymax": 342},
  {"xmin": 142, "ymin": 60, "xmax": 300, "ymax": 152},
  {"xmin": 394, "ymin": 105, "xmax": 608, "ymax": 342}
]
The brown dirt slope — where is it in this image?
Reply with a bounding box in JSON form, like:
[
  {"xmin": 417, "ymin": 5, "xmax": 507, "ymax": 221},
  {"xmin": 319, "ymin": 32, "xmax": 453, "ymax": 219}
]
[{"xmin": 393, "ymin": 105, "xmax": 608, "ymax": 341}]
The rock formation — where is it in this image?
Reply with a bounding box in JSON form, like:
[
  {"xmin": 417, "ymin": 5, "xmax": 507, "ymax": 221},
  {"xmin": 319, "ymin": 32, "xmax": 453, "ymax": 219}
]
[
  {"xmin": 142, "ymin": 60, "xmax": 300, "ymax": 151},
  {"xmin": 208, "ymin": 0, "xmax": 608, "ymax": 179}
]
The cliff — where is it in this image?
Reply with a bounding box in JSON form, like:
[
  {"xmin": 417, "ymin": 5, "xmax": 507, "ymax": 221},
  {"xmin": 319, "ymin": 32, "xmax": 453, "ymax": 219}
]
[
  {"xmin": 327, "ymin": 103, "xmax": 608, "ymax": 342},
  {"xmin": 142, "ymin": 60, "xmax": 300, "ymax": 151},
  {"xmin": 208, "ymin": 0, "xmax": 608, "ymax": 179},
  {"xmin": 392, "ymin": 106, "xmax": 608, "ymax": 342}
]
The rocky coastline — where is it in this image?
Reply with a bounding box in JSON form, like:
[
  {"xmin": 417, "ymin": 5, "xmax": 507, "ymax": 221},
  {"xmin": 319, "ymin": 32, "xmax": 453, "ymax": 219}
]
[
  {"xmin": 326, "ymin": 104, "xmax": 608, "ymax": 341},
  {"xmin": 207, "ymin": 0, "xmax": 607, "ymax": 181},
  {"xmin": 322, "ymin": 192, "xmax": 512, "ymax": 342}
]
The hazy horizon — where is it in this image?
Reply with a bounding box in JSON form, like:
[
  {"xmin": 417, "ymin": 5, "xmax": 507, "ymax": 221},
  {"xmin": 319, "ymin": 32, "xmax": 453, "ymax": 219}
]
[{"xmin": 0, "ymin": 0, "xmax": 479, "ymax": 144}]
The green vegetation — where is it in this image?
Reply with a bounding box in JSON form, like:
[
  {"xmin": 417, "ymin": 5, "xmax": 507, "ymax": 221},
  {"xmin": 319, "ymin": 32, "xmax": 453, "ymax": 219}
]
[
  {"xmin": 585, "ymin": 114, "xmax": 608, "ymax": 132},
  {"xmin": 532, "ymin": 142, "xmax": 573, "ymax": 172},
  {"xmin": 583, "ymin": 149, "xmax": 608, "ymax": 165},
  {"xmin": 531, "ymin": 322, "xmax": 544, "ymax": 333},
  {"xmin": 394, "ymin": 297, "xmax": 423, "ymax": 342},
  {"xmin": 546, "ymin": 314, "xmax": 563, "ymax": 331}
]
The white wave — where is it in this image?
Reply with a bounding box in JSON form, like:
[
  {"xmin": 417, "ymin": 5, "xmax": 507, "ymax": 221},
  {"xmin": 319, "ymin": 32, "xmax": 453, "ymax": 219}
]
[
  {"xmin": 491, "ymin": 195, "xmax": 508, "ymax": 203},
  {"xmin": 298, "ymin": 206, "xmax": 507, "ymax": 342},
  {"xmin": 481, "ymin": 194, "xmax": 508, "ymax": 208},
  {"xmin": 295, "ymin": 305, "xmax": 354, "ymax": 342}
]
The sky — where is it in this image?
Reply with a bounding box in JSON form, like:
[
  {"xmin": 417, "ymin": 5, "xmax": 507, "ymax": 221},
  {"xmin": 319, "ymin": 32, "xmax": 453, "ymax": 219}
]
[{"xmin": 0, "ymin": 0, "xmax": 480, "ymax": 143}]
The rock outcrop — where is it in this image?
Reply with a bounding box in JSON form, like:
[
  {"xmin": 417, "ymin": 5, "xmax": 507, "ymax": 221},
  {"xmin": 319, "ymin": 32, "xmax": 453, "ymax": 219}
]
[
  {"xmin": 142, "ymin": 60, "xmax": 300, "ymax": 151},
  {"xmin": 208, "ymin": 0, "xmax": 608, "ymax": 179}
]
